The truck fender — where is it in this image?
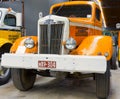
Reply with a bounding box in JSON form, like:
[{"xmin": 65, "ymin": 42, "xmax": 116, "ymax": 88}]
[
  {"xmin": 71, "ymin": 36, "xmax": 113, "ymax": 60},
  {"xmin": 0, "ymin": 38, "xmax": 12, "ymax": 48},
  {"xmin": 10, "ymin": 36, "xmax": 38, "ymax": 54},
  {"xmin": 0, "ymin": 38, "xmax": 12, "ymax": 57}
]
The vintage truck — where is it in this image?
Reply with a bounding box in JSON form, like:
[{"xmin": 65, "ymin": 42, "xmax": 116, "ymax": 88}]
[
  {"xmin": 1, "ymin": 1, "xmax": 113, "ymax": 99},
  {"xmin": 0, "ymin": 8, "xmax": 22, "ymax": 85}
]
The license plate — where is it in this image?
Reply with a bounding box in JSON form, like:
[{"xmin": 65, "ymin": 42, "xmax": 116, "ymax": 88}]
[{"xmin": 38, "ymin": 61, "xmax": 56, "ymax": 68}]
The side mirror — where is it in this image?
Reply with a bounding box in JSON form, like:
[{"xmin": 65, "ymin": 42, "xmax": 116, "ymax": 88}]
[
  {"xmin": 16, "ymin": 13, "xmax": 22, "ymax": 27},
  {"xmin": 39, "ymin": 12, "xmax": 43, "ymax": 19}
]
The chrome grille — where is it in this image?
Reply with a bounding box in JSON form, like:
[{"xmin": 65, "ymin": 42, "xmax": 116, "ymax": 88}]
[{"xmin": 39, "ymin": 23, "xmax": 63, "ymax": 54}]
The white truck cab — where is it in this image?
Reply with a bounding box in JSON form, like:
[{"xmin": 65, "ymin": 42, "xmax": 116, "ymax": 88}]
[{"xmin": 0, "ymin": 8, "xmax": 22, "ymax": 30}]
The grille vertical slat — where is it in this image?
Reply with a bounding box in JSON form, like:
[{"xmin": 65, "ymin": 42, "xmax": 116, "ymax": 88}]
[
  {"xmin": 40, "ymin": 23, "xmax": 63, "ymax": 54},
  {"xmin": 40, "ymin": 25, "xmax": 48, "ymax": 53}
]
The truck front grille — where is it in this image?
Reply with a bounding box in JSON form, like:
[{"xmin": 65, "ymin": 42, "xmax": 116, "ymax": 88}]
[{"xmin": 39, "ymin": 23, "xmax": 63, "ymax": 54}]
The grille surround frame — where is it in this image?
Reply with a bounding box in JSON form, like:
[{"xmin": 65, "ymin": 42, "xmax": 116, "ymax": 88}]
[{"xmin": 38, "ymin": 15, "xmax": 70, "ymax": 54}]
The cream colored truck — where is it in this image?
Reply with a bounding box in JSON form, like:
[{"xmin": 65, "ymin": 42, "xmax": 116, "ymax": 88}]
[{"xmin": 0, "ymin": 8, "xmax": 22, "ymax": 85}]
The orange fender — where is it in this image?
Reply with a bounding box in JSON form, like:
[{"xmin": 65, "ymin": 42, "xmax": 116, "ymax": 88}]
[
  {"xmin": 10, "ymin": 36, "xmax": 38, "ymax": 53},
  {"xmin": 71, "ymin": 36, "xmax": 113, "ymax": 60}
]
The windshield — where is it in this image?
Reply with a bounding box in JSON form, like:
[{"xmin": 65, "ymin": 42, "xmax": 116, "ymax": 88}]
[{"xmin": 52, "ymin": 5, "xmax": 92, "ymax": 18}]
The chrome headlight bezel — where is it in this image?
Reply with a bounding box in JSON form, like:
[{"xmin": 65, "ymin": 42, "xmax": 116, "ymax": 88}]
[
  {"xmin": 65, "ymin": 37, "xmax": 76, "ymax": 50},
  {"xmin": 24, "ymin": 37, "xmax": 35, "ymax": 48}
]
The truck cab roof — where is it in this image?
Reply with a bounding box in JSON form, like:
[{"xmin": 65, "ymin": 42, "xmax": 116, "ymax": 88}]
[
  {"xmin": 0, "ymin": 8, "xmax": 16, "ymax": 14},
  {"xmin": 50, "ymin": 1, "xmax": 100, "ymax": 22}
]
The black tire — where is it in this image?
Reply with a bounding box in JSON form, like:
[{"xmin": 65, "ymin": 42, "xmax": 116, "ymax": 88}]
[
  {"xmin": 110, "ymin": 46, "xmax": 117, "ymax": 70},
  {"xmin": 0, "ymin": 68, "xmax": 11, "ymax": 85},
  {"xmin": 95, "ymin": 61, "xmax": 110, "ymax": 99},
  {"xmin": 11, "ymin": 68, "xmax": 36, "ymax": 91},
  {"xmin": 118, "ymin": 61, "xmax": 120, "ymax": 68},
  {"xmin": 0, "ymin": 43, "xmax": 12, "ymax": 85},
  {"xmin": 118, "ymin": 48, "xmax": 120, "ymax": 67}
]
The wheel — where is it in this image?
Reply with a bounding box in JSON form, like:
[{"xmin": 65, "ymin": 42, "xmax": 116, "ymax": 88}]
[
  {"xmin": 95, "ymin": 61, "xmax": 110, "ymax": 99},
  {"xmin": 118, "ymin": 61, "xmax": 120, "ymax": 68},
  {"xmin": 110, "ymin": 46, "xmax": 117, "ymax": 70},
  {"xmin": 0, "ymin": 67, "xmax": 11, "ymax": 85},
  {"xmin": 11, "ymin": 68, "xmax": 36, "ymax": 91},
  {"xmin": 118, "ymin": 47, "xmax": 120, "ymax": 67},
  {"xmin": 0, "ymin": 43, "xmax": 12, "ymax": 85}
]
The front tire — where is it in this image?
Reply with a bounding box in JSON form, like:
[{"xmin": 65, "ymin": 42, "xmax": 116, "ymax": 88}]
[
  {"xmin": 11, "ymin": 68, "xmax": 36, "ymax": 91},
  {"xmin": 0, "ymin": 68, "xmax": 11, "ymax": 85},
  {"xmin": 95, "ymin": 61, "xmax": 110, "ymax": 99},
  {"xmin": 0, "ymin": 43, "xmax": 12, "ymax": 85}
]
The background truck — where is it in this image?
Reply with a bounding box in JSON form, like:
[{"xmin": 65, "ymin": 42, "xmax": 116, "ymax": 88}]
[
  {"xmin": 0, "ymin": 8, "xmax": 22, "ymax": 85},
  {"xmin": 1, "ymin": 1, "xmax": 113, "ymax": 99}
]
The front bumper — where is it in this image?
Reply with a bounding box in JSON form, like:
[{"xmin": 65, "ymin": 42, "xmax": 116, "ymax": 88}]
[{"xmin": 1, "ymin": 53, "xmax": 107, "ymax": 74}]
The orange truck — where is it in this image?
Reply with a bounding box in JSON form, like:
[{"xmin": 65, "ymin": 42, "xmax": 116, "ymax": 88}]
[
  {"xmin": 0, "ymin": 8, "xmax": 22, "ymax": 85},
  {"xmin": 1, "ymin": 1, "xmax": 113, "ymax": 99}
]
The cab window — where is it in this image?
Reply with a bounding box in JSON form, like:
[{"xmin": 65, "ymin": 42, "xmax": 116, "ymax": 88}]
[
  {"xmin": 96, "ymin": 8, "xmax": 101, "ymax": 21},
  {"xmin": 4, "ymin": 14, "xmax": 16, "ymax": 26},
  {"xmin": 52, "ymin": 5, "xmax": 92, "ymax": 18}
]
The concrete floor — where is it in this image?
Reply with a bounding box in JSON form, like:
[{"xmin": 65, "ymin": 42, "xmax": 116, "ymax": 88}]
[{"xmin": 0, "ymin": 69, "xmax": 120, "ymax": 99}]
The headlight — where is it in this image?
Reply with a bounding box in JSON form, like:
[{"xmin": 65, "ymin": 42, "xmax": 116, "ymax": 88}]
[
  {"xmin": 24, "ymin": 37, "xmax": 34, "ymax": 48},
  {"xmin": 65, "ymin": 37, "xmax": 76, "ymax": 50}
]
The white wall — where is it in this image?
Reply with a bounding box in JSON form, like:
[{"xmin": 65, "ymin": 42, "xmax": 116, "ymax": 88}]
[{"xmin": 24, "ymin": 0, "xmax": 49, "ymax": 36}]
